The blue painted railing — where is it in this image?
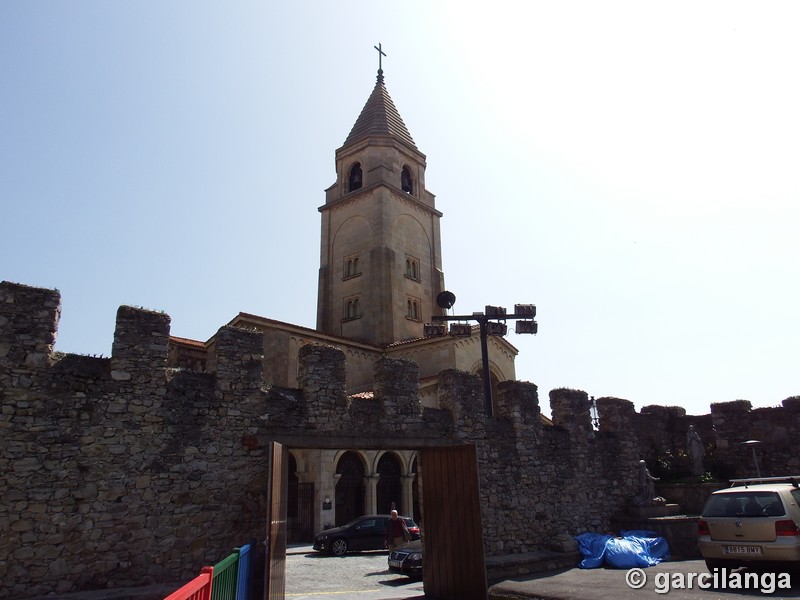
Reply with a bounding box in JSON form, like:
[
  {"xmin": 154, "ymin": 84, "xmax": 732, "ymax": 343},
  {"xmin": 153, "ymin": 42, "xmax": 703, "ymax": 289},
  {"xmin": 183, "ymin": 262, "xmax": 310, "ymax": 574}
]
[{"xmin": 235, "ymin": 544, "xmax": 251, "ymax": 600}]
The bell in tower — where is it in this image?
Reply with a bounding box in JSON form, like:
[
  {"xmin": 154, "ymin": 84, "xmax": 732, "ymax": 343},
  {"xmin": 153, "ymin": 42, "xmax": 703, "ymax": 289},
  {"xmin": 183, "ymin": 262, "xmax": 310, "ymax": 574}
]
[
  {"xmin": 316, "ymin": 49, "xmax": 446, "ymax": 346},
  {"xmin": 349, "ymin": 163, "xmax": 363, "ymax": 191}
]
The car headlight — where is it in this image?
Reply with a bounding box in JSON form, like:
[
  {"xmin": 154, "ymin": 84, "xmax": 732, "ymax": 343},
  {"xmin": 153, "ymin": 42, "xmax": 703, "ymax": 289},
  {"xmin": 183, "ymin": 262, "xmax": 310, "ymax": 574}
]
[{"xmin": 409, "ymin": 553, "xmax": 422, "ymax": 560}]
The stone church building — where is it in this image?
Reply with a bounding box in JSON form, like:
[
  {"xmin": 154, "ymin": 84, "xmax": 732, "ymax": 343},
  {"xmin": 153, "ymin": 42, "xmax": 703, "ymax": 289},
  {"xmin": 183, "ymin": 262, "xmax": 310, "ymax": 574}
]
[{"xmin": 168, "ymin": 67, "xmax": 521, "ymax": 539}]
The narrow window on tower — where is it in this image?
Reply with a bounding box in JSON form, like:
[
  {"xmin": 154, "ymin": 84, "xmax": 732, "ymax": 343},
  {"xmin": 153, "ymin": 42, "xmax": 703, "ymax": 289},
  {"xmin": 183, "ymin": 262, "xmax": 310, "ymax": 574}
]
[
  {"xmin": 401, "ymin": 165, "xmax": 413, "ymax": 194},
  {"xmin": 348, "ymin": 163, "xmax": 363, "ymax": 192},
  {"xmin": 405, "ymin": 255, "xmax": 420, "ymax": 281},
  {"xmin": 344, "ymin": 296, "xmax": 362, "ymax": 320},
  {"xmin": 343, "ymin": 254, "xmax": 361, "ymax": 280},
  {"xmin": 407, "ymin": 297, "xmax": 420, "ymax": 321}
]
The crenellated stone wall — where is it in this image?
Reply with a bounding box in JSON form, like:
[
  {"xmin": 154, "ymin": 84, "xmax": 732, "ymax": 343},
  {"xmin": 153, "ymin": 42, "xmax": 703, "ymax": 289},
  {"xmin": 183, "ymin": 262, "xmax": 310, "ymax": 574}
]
[
  {"xmin": 1, "ymin": 281, "xmax": 798, "ymax": 598},
  {"xmin": 710, "ymin": 398, "xmax": 800, "ymax": 477}
]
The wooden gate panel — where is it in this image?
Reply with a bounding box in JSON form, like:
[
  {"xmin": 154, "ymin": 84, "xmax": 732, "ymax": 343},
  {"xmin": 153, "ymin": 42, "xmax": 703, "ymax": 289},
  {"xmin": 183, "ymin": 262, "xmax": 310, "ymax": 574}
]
[
  {"xmin": 421, "ymin": 444, "xmax": 487, "ymax": 600},
  {"xmin": 265, "ymin": 442, "xmax": 287, "ymax": 600}
]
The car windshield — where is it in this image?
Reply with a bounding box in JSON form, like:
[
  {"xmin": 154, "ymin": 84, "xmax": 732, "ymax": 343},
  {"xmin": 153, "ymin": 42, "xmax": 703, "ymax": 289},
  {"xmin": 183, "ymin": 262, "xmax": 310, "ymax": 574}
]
[{"xmin": 703, "ymin": 491, "xmax": 784, "ymax": 517}]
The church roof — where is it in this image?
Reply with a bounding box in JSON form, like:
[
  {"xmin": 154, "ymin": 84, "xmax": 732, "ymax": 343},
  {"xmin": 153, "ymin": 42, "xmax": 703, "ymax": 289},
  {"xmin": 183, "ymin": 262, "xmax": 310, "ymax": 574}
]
[{"xmin": 343, "ymin": 72, "xmax": 417, "ymax": 150}]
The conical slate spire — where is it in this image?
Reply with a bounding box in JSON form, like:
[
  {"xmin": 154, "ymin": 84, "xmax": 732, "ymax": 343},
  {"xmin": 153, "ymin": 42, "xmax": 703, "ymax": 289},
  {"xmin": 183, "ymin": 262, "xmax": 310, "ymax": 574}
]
[{"xmin": 343, "ymin": 72, "xmax": 417, "ymax": 150}]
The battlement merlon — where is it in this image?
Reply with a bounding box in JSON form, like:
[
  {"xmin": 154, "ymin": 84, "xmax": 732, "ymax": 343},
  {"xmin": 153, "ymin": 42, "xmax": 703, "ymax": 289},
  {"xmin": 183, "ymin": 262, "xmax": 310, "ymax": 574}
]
[
  {"xmin": 373, "ymin": 356, "xmax": 422, "ymax": 421},
  {"xmin": 0, "ymin": 281, "xmax": 62, "ymax": 369},
  {"xmin": 298, "ymin": 343, "xmax": 348, "ymax": 415},
  {"xmin": 496, "ymin": 380, "xmax": 541, "ymax": 430},
  {"xmin": 550, "ymin": 388, "xmax": 593, "ymax": 436},
  {"xmin": 595, "ymin": 396, "xmax": 636, "ymax": 434},
  {"xmin": 110, "ymin": 305, "xmax": 170, "ymax": 380},
  {"xmin": 437, "ymin": 369, "xmax": 484, "ymax": 427},
  {"xmin": 210, "ymin": 325, "xmax": 264, "ymax": 392}
]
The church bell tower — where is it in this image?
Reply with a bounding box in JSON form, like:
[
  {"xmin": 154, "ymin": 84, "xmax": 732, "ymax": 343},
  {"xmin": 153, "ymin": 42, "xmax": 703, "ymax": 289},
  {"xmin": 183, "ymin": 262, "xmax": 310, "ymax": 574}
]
[{"xmin": 316, "ymin": 59, "xmax": 446, "ymax": 346}]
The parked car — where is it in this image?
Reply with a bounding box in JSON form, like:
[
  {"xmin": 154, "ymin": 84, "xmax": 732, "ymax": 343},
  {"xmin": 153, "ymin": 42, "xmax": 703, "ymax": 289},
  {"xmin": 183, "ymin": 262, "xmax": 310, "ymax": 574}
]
[
  {"xmin": 697, "ymin": 476, "xmax": 800, "ymax": 571},
  {"xmin": 388, "ymin": 539, "xmax": 423, "ymax": 577},
  {"xmin": 313, "ymin": 514, "xmax": 420, "ymax": 556}
]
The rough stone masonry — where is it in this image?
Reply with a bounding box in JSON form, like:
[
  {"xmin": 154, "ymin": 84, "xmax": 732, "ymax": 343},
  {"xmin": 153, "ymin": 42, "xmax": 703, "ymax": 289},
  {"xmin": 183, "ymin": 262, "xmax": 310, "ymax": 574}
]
[{"xmin": 1, "ymin": 280, "xmax": 798, "ymax": 598}]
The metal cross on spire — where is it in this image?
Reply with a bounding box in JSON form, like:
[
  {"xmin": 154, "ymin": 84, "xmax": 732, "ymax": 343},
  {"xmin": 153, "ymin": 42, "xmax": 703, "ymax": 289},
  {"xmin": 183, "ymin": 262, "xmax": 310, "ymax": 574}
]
[{"xmin": 374, "ymin": 43, "xmax": 387, "ymax": 80}]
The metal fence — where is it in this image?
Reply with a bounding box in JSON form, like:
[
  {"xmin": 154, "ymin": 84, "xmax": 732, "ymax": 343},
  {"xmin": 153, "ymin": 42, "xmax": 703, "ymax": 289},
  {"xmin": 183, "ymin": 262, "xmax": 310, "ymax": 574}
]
[
  {"xmin": 163, "ymin": 543, "xmax": 252, "ymax": 600},
  {"xmin": 235, "ymin": 544, "xmax": 252, "ymax": 600},
  {"xmin": 163, "ymin": 566, "xmax": 214, "ymax": 600}
]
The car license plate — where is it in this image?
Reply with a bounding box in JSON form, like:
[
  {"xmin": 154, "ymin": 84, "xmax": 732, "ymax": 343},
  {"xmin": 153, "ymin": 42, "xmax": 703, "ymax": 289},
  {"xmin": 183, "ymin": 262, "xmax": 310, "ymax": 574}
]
[
  {"xmin": 723, "ymin": 545, "xmax": 762, "ymax": 555},
  {"xmin": 389, "ymin": 559, "xmax": 403, "ymax": 568}
]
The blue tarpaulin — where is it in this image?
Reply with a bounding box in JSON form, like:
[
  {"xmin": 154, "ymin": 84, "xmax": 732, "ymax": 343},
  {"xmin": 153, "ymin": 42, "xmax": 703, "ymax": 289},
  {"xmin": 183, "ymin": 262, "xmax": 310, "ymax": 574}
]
[{"xmin": 575, "ymin": 530, "xmax": 670, "ymax": 568}]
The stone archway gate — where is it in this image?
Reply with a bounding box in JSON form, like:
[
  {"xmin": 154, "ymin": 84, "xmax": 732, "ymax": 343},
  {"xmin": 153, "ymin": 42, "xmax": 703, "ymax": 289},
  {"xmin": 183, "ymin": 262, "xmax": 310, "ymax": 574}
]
[{"xmin": 264, "ymin": 436, "xmax": 487, "ymax": 600}]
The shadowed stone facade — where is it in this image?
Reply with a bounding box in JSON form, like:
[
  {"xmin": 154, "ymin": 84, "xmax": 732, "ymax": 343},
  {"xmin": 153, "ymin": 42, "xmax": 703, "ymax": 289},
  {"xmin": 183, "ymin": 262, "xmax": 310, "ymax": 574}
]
[{"xmin": 4, "ymin": 281, "xmax": 797, "ymax": 598}]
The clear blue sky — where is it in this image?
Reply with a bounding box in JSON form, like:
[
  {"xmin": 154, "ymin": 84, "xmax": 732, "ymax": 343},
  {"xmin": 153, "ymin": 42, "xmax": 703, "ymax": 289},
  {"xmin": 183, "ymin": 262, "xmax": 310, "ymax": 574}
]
[{"xmin": 2, "ymin": 1, "xmax": 798, "ymax": 417}]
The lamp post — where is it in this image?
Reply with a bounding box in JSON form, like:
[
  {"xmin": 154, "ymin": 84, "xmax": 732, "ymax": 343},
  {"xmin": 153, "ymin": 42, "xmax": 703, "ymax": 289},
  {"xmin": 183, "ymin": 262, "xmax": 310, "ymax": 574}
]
[
  {"xmin": 741, "ymin": 440, "xmax": 762, "ymax": 478},
  {"xmin": 424, "ymin": 292, "xmax": 538, "ymax": 417}
]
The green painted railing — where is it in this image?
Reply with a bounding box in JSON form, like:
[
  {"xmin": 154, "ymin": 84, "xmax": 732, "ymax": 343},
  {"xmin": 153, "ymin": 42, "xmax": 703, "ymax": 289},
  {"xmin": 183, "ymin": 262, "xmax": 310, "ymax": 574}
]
[{"xmin": 211, "ymin": 551, "xmax": 239, "ymax": 600}]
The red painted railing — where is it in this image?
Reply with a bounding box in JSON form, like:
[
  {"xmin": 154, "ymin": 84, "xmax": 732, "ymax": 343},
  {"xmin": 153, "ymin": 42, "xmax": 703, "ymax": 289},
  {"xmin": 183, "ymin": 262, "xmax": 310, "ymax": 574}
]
[{"xmin": 163, "ymin": 566, "xmax": 214, "ymax": 600}]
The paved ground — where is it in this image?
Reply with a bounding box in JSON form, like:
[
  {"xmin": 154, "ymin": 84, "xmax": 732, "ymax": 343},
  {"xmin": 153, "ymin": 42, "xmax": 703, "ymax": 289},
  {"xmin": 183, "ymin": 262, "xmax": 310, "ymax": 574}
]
[
  {"xmin": 489, "ymin": 560, "xmax": 800, "ymax": 599},
  {"xmin": 285, "ymin": 545, "xmax": 424, "ymax": 600},
  {"xmin": 29, "ymin": 548, "xmax": 797, "ymax": 599},
  {"xmin": 287, "ymin": 546, "xmax": 800, "ymax": 600}
]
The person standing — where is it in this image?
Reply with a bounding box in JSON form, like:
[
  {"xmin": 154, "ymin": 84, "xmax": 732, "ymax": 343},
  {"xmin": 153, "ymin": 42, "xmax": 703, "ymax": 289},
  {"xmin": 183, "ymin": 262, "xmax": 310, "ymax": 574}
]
[{"xmin": 385, "ymin": 510, "xmax": 410, "ymax": 551}]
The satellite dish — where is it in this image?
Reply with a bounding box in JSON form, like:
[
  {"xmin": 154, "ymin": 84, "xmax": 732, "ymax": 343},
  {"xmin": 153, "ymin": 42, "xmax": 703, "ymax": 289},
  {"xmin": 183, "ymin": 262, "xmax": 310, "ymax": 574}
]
[{"xmin": 436, "ymin": 291, "xmax": 456, "ymax": 309}]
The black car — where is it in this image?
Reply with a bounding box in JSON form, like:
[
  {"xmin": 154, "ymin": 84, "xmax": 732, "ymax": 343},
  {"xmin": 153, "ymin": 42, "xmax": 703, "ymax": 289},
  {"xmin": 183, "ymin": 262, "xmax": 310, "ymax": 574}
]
[
  {"xmin": 313, "ymin": 514, "xmax": 420, "ymax": 556},
  {"xmin": 388, "ymin": 539, "xmax": 423, "ymax": 577}
]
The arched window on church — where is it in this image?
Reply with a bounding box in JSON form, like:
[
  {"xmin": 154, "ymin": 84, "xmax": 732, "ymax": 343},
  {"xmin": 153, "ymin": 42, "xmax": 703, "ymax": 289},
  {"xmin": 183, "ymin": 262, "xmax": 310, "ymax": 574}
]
[
  {"xmin": 376, "ymin": 452, "xmax": 402, "ymax": 514},
  {"xmin": 348, "ymin": 163, "xmax": 363, "ymax": 192},
  {"xmin": 345, "ymin": 298, "xmax": 361, "ymax": 319},
  {"xmin": 405, "ymin": 256, "xmax": 419, "ymax": 281},
  {"xmin": 335, "ymin": 452, "xmax": 365, "ymax": 526},
  {"xmin": 407, "ymin": 298, "xmax": 419, "ymax": 320},
  {"xmin": 401, "ymin": 166, "xmax": 413, "ymax": 194},
  {"xmin": 344, "ymin": 255, "xmax": 361, "ymax": 279}
]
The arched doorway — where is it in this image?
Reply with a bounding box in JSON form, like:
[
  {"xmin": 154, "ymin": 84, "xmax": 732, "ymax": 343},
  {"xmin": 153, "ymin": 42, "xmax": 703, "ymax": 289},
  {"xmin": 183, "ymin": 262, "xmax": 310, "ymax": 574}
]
[
  {"xmin": 376, "ymin": 452, "xmax": 402, "ymax": 514},
  {"xmin": 286, "ymin": 452, "xmax": 314, "ymax": 542},
  {"xmin": 335, "ymin": 451, "xmax": 364, "ymax": 526}
]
